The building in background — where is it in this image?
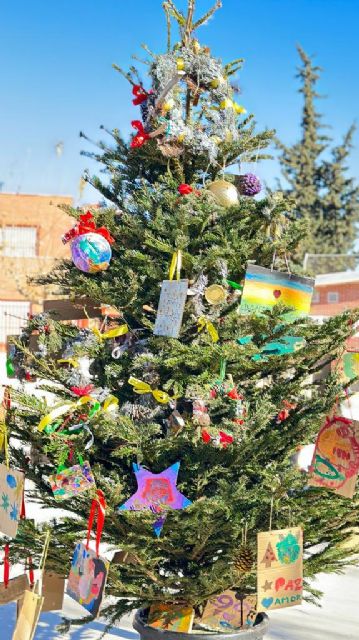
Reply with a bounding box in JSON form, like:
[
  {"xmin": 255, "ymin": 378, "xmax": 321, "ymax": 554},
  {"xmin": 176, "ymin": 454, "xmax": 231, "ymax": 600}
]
[
  {"xmin": 310, "ymin": 271, "xmax": 359, "ymax": 320},
  {"xmin": 0, "ymin": 193, "xmax": 73, "ymax": 377}
]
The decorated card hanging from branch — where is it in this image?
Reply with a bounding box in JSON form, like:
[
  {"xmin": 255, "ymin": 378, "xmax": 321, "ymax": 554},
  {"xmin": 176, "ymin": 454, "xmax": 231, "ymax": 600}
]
[
  {"xmin": 240, "ymin": 265, "xmax": 314, "ymax": 321},
  {"xmin": 148, "ymin": 603, "xmax": 195, "ymax": 632},
  {"xmin": 154, "ymin": 251, "xmax": 188, "ymax": 339},
  {"xmin": 0, "ymin": 463, "xmax": 25, "ymax": 538},
  {"xmin": 49, "ymin": 460, "xmax": 96, "ymax": 501},
  {"xmin": 200, "ymin": 590, "xmax": 257, "ymax": 631},
  {"xmin": 308, "ymin": 415, "xmax": 359, "ymax": 498},
  {"xmin": 257, "ymin": 527, "xmax": 303, "ymax": 612},
  {"xmin": 67, "ymin": 490, "xmax": 109, "ymax": 618}
]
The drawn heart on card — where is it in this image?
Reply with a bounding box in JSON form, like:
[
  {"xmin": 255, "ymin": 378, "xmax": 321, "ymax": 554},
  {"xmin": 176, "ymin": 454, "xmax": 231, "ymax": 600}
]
[
  {"xmin": 273, "ymin": 290, "xmax": 282, "ymax": 299},
  {"xmin": 261, "ymin": 597, "xmax": 274, "ymax": 609}
]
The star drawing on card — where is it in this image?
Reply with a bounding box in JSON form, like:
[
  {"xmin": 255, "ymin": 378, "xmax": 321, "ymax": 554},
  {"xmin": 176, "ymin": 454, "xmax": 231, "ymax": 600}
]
[
  {"xmin": 10, "ymin": 503, "xmax": 19, "ymax": 521},
  {"xmin": 1, "ymin": 493, "xmax": 9, "ymax": 512}
]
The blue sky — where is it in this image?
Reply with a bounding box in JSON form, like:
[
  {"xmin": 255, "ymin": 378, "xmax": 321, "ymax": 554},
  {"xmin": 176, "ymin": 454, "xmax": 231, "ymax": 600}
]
[{"xmin": 1, "ymin": 0, "xmax": 358, "ymax": 205}]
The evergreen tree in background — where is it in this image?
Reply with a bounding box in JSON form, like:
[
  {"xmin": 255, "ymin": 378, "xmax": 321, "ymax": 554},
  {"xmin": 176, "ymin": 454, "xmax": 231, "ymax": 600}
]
[
  {"xmin": 3, "ymin": 1, "xmax": 359, "ymax": 632},
  {"xmin": 276, "ymin": 46, "xmax": 359, "ymax": 274}
]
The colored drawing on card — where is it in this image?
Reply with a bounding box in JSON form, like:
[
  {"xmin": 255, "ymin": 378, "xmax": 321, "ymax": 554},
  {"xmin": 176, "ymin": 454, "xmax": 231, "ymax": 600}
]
[
  {"xmin": 240, "ymin": 265, "xmax": 314, "ymax": 321},
  {"xmin": 340, "ymin": 352, "xmax": 359, "ymax": 384},
  {"xmin": 0, "ymin": 463, "xmax": 24, "ymax": 538},
  {"xmin": 67, "ymin": 543, "xmax": 109, "ymax": 618},
  {"xmin": 148, "ymin": 604, "xmax": 194, "ymax": 632},
  {"xmin": 154, "ymin": 279, "xmax": 188, "ymax": 338},
  {"xmin": 200, "ymin": 589, "xmax": 256, "ymax": 631},
  {"xmin": 117, "ymin": 462, "xmax": 192, "ymax": 536},
  {"xmin": 257, "ymin": 527, "xmax": 303, "ymax": 612},
  {"xmin": 49, "ymin": 461, "xmax": 96, "ymax": 501},
  {"xmin": 309, "ymin": 415, "xmax": 359, "ymax": 498}
]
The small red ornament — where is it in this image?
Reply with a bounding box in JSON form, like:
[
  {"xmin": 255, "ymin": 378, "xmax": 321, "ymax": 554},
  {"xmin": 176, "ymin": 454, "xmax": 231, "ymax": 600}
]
[
  {"xmin": 132, "ymin": 84, "xmax": 153, "ymax": 106},
  {"xmin": 276, "ymin": 400, "xmax": 296, "ymax": 424},
  {"xmin": 25, "ymin": 372, "xmax": 32, "ymax": 382},
  {"xmin": 178, "ymin": 183, "xmax": 194, "ymax": 195},
  {"xmin": 130, "ymin": 120, "xmax": 151, "ymax": 148},
  {"xmin": 273, "ymin": 289, "xmax": 282, "ymax": 299},
  {"xmin": 201, "ymin": 429, "xmax": 212, "ymax": 443}
]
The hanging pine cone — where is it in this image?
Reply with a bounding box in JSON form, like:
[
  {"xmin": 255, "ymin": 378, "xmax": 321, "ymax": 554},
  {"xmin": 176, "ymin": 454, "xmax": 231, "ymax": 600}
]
[
  {"xmin": 236, "ymin": 173, "xmax": 261, "ymax": 197},
  {"xmin": 234, "ymin": 544, "xmax": 254, "ymax": 573}
]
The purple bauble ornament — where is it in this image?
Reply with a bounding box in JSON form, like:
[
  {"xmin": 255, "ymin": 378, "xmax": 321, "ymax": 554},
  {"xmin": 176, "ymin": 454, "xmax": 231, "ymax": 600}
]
[
  {"xmin": 236, "ymin": 173, "xmax": 262, "ymax": 197},
  {"xmin": 71, "ymin": 232, "xmax": 112, "ymax": 273}
]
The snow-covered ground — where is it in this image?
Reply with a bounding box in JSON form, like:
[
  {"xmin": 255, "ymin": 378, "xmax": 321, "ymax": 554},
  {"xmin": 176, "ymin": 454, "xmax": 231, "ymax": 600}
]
[{"xmin": 0, "ymin": 566, "xmax": 358, "ymax": 639}]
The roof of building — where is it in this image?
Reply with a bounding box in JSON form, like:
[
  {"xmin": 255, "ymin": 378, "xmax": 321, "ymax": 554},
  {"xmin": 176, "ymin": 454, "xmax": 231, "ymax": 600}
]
[{"xmin": 315, "ymin": 271, "xmax": 359, "ymax": 286}]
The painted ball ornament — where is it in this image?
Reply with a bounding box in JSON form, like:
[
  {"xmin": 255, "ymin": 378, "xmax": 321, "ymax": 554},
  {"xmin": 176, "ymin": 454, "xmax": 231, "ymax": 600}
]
[
  {"xmin": 236, "ymin": 173, "xmax": 262, "ymax": 197},
  {"xmin": 208, "ymin": 180, "xmax": 239, "ymax": 208},
  {"xmin": 71, "ymin": 232, "xmax": 112, "ymax": 273}
]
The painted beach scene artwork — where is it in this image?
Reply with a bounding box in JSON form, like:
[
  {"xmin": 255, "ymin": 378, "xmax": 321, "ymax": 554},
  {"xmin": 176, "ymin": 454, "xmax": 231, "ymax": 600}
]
[{"xmin": 240, "ymin": 265, "xmax": 314, "ymax": 320}]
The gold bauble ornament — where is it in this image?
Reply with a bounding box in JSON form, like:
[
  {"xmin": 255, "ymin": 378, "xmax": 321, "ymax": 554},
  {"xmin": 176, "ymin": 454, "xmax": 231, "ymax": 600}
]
[
  {"xmin": 208, "ymin": 180, "xmax": 239, "ymax": 208},
  {"xmin": 176, "ymin": 57, "xmax": 185, "ymax": 71},
  {"xmin": 205, "ymin": 284, "xmax": 227, "ymax": 305}
]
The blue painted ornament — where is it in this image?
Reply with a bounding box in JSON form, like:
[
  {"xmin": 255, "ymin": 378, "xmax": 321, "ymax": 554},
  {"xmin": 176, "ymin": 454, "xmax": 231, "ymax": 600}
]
[{"xmin": 71, "ymin": 232, "xmax": 112, "ymax": 273}]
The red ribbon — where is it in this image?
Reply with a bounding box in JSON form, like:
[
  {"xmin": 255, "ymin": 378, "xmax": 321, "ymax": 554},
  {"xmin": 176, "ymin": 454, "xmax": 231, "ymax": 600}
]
[
  {"xmin": 86, "ymin": 489, "xmax": 106, "ymax": 557},
  {"xmin": 3, "ymin": 545, "xmax": 9, "ymax": 588},
  {"xmin": 201, "ymin": 430, "xmax": 234, "ymax": 447},
  {"xmin": 130, "ymin": 120, "xmax": 151, "ymax": 148},
  {"xmin": 27, "ymin": 556, "xmax": 34, "ymax": 588},
  {"xmin": 177, "ymin": 184, "xmax": 200, "ymax": 196},
  {"xmin": 20, "ymin": 486, "xmax": 26, "ymax": 520},
  {"xmin": 132, "ymin": 84, "xmax": 153, "ymax": 106},
  {"xmin": 62, "ymin": 211, "xmax": 115, "ymax": 245},
  {"xmin": 70, "ymin": 385, "xmax": 94, "ymax": 397}
]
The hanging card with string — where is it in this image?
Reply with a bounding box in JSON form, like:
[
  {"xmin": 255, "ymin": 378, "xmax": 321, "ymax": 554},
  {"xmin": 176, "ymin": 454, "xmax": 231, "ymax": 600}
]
[
  {"xmin": 257, "ymin": 527, "xmax": 303, "ymax": 612},
  {"xmin": 67, "ymin": 490, "xmax": 109, "ymax": 618},
  {"xmin": 153, "ymin": 251, "xmax": 188, "ymax": 339},
  {"xmin": 240, "ymin": 265, "xmax": 314, "ymax": 322},
  {"xmin": 41, "ymin": 570, "xmax": 65, "ymax": 612},
  {"xmin": 0, "ymin": 545, "xmax": 29, "ymax": 605},
  {"xmin": 0, "ymin": 463, "xmax": 25, "ymax": 538},
  {"xmin": 49, "ymin": 459, "xmax": 96, "ymax": 501}
]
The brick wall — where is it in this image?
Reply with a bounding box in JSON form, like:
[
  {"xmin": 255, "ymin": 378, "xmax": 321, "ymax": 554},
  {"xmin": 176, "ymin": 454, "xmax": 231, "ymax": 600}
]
[{"xmin": 310, "ymin": 282, "xmax": 359, "ymax": 316}]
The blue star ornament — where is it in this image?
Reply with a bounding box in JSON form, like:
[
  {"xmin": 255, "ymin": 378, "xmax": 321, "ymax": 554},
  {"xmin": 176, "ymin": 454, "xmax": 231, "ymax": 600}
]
[{"xmin": 118, "ymin": 462, "xmax": 192, "ymax": 536}]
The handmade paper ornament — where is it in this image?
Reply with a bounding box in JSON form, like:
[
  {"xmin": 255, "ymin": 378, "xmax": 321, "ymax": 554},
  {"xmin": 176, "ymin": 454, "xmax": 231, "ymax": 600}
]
[
  {"xmin": 257, "ymin": 527, "xmax": 303, "ymax": 612},
  {"xmin": 337, "ymin": 351, "xmax": 359, "ymax": 385},
  {"xmin": 200, "ymin": 590, "xmax": 257, "ymax": 631},
  {"xmin": 0, "ymin": 464, "xmax": 25, "ymax": 538},
  {"xmin": 236, "ymin": 173, "xmax": 262, "ymax": 197},
  {"xmin": 49, "ymin": 460, "xmax": 96, "ymax": 501},
  {"xmin": 67, "ymin": 490, "xmax": 109, "ymax": 618},
  {"xmin": 204, "ymin": 284, "xmax": 227, "ymax": 305},
  {"xmin": 41, "ymin": 571, "xmax": 65, "ymax": 612},
  {"xmin": 118, "ymin": 462, "xmax": 192, "ymax": 537},
  {"xmin": 148, "ymin": 604, "xmax": 195, "ymax": 633},
  {"xmin": 0, "ymin": 545, "xmax": 29, "ymax": 605},
  {"xmin": 12, "ymin": 589, "xmax": 44, "ymax": 640},
  {"xmin": 153, "ymin": 250, "xmax": 188, "ymax": 339},
  {"xmin": 62, "ymin": 211, "xmax": 114, "ymax": 273},
  {"xmin": 309, "ymin": 415, "xmax": 359, "ymax": 498},
  {"xmin": 208, "ymin": 180, "xmax": 239, "ymax": 208},
  {"xmin": 240, "ymin": 265, "xmax": 314, "ymax": 321}
]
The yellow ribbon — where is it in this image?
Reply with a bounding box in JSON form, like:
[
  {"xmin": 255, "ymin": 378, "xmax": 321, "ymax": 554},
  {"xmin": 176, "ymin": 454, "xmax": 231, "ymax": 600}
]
[
  {"xmin": 38, "ymin": 395, "xmax": 94, "ymax": 432},
  {"xmin": 197, "ymin": 317, "xmax": 219, "ymax": 343},
  {"xmin": 57, "ymin": 358, "xmax": 79, "ymax": 368},
  {"xmin": 92, "ymin": 324, "xmax": 129, "ymax": 341},
  {"xmin": 128, "ymin": 377, "xmax": 178, "ymax": 404},
  {"xmin": 102, "ymin": 395, "xmax": 119, "ymax": 412},
  {"xmin": 0, "ymin": 423, "xmax": 9, "ymax": 468},
  {"xmin": 169, "ymin": 250, "xmax": 182, "ymax": 281}
]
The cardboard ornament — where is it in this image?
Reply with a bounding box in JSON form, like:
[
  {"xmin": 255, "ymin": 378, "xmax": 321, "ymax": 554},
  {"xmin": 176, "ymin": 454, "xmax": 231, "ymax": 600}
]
[
  {"xmin": 153, "ymin": 280, "xmax": 188, "ymax": 339},
  {"xmin": 257, "ymin": 527, "xmax": 303, "ymax": 612},
  {"xmin": 12, "ymin": 590, "xmax": 44, "ymax": 640},
  {"xmin": 41, "ymin": 571, "xmax": 65, "ymax": 612},
  {"xmin": 0, "ymin": 546, "xmax": 30, "ymax": 606},
  {"xmin": 240, "ymin": 265, "xmax": 314, "ymax": 322},
  {"xmin": 148, "ymin": 604, "xmax": 195, "ymax": 632},
  {"xmin": 309, "ymin": 415, "xmax": 359, "ymax": 498},
  {"xmin": 49, "ymin": 460, "xmax": 96, "ymax": 501},
  {"xmin": 67, "ymin": 490, "xmax": 109, "ymax": 619},
  {"xmin": 0, "ymin": 463, "xmax": 25, "ymax": 538},
  {"xmin": 200, "ymin": 590, "xmax": 257, "ymax": 631}
]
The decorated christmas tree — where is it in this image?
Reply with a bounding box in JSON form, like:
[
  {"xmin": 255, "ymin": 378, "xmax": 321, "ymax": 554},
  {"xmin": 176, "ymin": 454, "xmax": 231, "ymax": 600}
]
[{"xmin": 3, "ymin": 1, "xmax": 359, "ymax": 636}]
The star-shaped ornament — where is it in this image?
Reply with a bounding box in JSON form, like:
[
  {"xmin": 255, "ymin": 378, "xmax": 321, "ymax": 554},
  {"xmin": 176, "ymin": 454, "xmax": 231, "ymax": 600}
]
[
  {"xmin": 118, "ymin": 462, "xmax": 192, "ymax": 536},
  {"xmin": 262, "ymin": 580, "xmax": 273, "ymax": 592}
]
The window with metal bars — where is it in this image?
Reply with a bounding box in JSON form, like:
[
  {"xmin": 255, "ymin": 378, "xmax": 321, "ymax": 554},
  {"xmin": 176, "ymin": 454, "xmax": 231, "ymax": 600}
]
[{"xmin": 0, "ymin": 226, "xmax": 37, "ymax": 257}]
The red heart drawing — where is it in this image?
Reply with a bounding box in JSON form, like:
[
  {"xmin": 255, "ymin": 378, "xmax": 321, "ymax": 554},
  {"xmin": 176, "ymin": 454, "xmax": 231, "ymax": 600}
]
[{"xmin": 273, "ymin": 289, "xmax": 282, "ymax": 299}]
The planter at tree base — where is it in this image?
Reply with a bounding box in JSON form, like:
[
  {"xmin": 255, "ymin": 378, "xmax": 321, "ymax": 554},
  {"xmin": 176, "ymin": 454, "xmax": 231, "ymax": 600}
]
[{"xmin": 133, "ymin": 609, "xmax": 270, "ymax": 640}]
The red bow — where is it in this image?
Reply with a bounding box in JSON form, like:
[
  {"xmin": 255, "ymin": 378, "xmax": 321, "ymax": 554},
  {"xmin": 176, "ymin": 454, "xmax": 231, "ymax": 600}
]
[
  {"xmin": 70, "ymin": 385, "xmax": 94, "ymax": 397},
  {"xmin": 276, "ymin": 400, "xmax": 296, "ymax": 424},
  {"xmin": 177, "ymin": 183, "xmax": 200, "ymax": 196},
  {"xmin": 130, "ymin": 120, "xmax": 151, "ymax": 148},
  {"xmin": 201, "ymin": 429, "xmax": 234, "ymax": 447},
  {"xmin": 227, "ymin": 386, "xmax": 243, "ymax": 401},
  {"xmin": 62, "ymin": 211, "xmax": 115, "ymax": 245},
  {"xmin": 132, "ymin": 84, "xmax": 153, "ymax": 106}
]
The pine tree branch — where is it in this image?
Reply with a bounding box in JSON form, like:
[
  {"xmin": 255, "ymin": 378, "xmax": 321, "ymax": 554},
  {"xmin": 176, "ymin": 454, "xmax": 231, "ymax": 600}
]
[{"xmin": 193, "ymin": 1, "xmax": 222, "ymax": 31}]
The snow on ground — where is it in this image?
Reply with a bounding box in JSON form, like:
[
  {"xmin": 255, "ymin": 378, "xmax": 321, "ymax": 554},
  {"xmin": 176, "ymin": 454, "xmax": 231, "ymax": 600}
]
[{"xmin": 0, "ymin": 566, "xmax": 358, "ymax": 639}]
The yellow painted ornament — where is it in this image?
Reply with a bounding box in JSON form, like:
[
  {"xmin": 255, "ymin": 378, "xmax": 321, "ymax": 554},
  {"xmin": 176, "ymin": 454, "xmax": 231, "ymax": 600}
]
[
  {"xmin": 219, "ymin": 98, "xmax": 234, "ymax": 110},
  {"xmin": 233, "ymin": 102, "xmax": 247, "ymax": 115},
  {"xmin": 176, "ymin": 58, "xmax": 185, "ymax": 71},
  {"xmin": 208, "ymin": 180, "xmax": 239, "ymax": 208},
  {"xmin": 205, "ymin": 284, "xmax": 227, "ymax": 305},
  {"xmin": 162, "ymin": 98, "xmax": 175, "ymax": 113}
]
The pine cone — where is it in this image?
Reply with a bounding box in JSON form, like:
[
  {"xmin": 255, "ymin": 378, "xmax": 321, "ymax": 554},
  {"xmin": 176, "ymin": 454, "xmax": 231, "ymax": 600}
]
[
  {"xmin": 234, "ymin": 545, "xmax": 254, "ymax": 573},
  {"xmin": 236, "ymin": 173, "xmax": 262, "ymax": 197}
]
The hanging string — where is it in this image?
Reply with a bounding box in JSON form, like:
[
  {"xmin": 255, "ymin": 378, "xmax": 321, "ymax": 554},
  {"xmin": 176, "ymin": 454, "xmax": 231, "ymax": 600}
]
[
  {"xmin": 39, "ymin": 530, "xmax": 51, "ymax": 573},
  {"xmin": 269, "ymin": 494, "xmax": 274, "ymax": 532},
  {"xmin": 3, "ymin": 544, "xmax": 10, "ymax": 588}
]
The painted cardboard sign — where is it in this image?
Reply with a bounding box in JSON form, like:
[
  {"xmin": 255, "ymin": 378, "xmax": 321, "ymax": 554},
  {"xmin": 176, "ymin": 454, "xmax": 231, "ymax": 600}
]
[
  {"xmin": 49, "ymin": 461, "xmax": 96, "ymax": 501},
  {"xmin": 12, "ymin": 590, "xmax": 44, "ymax": 640},
  {"xmin": 309, "ymin": 415, "xmax": 359, "ymax": 498},
  {"xmin": 240, "ymin": 265, "xmax": 314, "ymax": 321},
  {"xmin": 0, "ymin": 573, "xmax": 29, "ymax": 605},
  {"xmin": 200, "ymin": 590, "xmax": 257, "ymax": 631},
  {"xmin": 257, "ymin": 527, "xmax": 303, "ymax": 612},
  {"xmin": 148, "ymin": 603, "xmax": 195, "ymax": 632},
  {"xmin": 338, "ymin": 352, "xmax": 359, "ymax": 385},
  {"xmin": 154, "ymin": 279, "xmax": 188, "ymax": 338},
  {"xmin": 0, "ymin": 463, "xmax": 25, "ymax": 538},
  {"xmin": 42, "ymin": 571, "xmax": 65, "ymax": 611},
  {"xmin": 67, "ymin": 542, "xmax": 109, "ymax": 618}
]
